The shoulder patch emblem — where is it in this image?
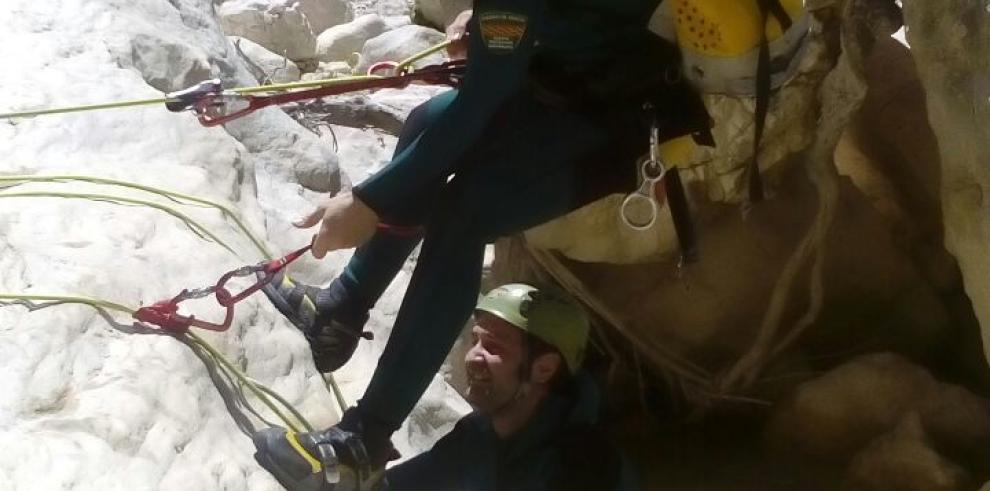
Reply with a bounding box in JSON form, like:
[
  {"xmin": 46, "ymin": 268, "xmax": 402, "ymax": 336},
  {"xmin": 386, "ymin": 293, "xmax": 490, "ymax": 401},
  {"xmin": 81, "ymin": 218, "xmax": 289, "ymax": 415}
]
[{"xmin": 478, "ymin": 12, "xmax": 528, "ymax": 54}]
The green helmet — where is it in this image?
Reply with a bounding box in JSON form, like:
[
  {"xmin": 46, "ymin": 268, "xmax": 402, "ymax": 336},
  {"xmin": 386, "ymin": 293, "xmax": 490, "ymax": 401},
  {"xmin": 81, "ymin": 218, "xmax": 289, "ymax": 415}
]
[{"xmin": 476, "ymin": 283, "xmax": 590, "ymax": 374}]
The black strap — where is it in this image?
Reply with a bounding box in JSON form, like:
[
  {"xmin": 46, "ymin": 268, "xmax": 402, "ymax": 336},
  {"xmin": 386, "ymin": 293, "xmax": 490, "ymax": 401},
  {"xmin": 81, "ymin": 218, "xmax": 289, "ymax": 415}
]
[
  {"xmin": 749, "ymin": 0, "xmax": 794, "ymax": 203},
  {"xmin": 643, "ymin": 98, "xmax": 708, "ymax": 264},
  {"xmin": 766, "ymin": 0, "xmax": 793, "ymax": 30},
  {"xmin": 664, "ymin": 168, "xmax": 699, "ymax": 264},
  {"xmin": 747, "ymin": 0, "xmax": 772, "ymax": 203}
]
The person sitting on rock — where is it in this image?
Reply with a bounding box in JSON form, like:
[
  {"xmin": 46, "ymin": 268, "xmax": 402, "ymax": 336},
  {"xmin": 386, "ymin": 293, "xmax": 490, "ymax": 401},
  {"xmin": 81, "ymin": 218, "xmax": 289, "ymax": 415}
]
[{"xmin": 251, "ymin": 0, "xmax": 711, "ymax": 489}]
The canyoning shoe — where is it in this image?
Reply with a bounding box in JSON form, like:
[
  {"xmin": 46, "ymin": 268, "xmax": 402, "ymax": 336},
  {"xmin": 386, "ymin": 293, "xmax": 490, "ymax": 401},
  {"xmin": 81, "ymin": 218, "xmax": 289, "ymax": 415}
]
[
  {"xmin": 260, "ymin": 271, "xmax": 370, "ymax": 373},
  {"xmin": 253, "ymin": 426, "xmax": 386, "ymax": 491}
]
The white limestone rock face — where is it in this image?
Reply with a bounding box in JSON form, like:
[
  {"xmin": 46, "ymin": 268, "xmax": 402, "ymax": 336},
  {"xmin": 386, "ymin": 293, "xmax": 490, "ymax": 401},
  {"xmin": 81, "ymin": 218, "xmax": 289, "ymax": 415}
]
[
  {"xmin": 901, "ymin": 0, "xmax": 990, "ymax": 364},
  {"xmin": 844, "ymin": 413, "xmax": 971, "ymax": 491},
  {"xmin": 350, "ymin": 0, "xmax": 413, "ymax": 18},
  {"xmin": 316, "ymin": 13, "xmax": 388, "ymax": 63},
  {"xmin": 297, "ymin": 0, "xmax": 353, "ymax": 35},
  {"xmin": 218, "ymin": 0, "xmax": 318, "ymax": 61},
  {"xmin": 229, "ymin": 35, "xmax": 302, "ymax": 83},
  {"xmin": 0, "ymin": 0, "xmax": 465, "ymax": 490},
  {"xmin": 355, "ymin": 24, "xmax": 445, "ymax": 74},
  {"xmin": 415, "ymin": 0, "xmax": 472, "ymax": 29},
  {"xmin": 382, "ymin": 14, "xmax": 413, "ymax": 30},
  {"xmin": 765, "ymin": 353, "xmax": 940, "ymax": 459},
  {"xmin": 301, "ymin": 61, "xmax": 355, "ymax": 80},
  {"xmin": 766, "ymin": 353, "xmax": 990, "ymax": 489}
]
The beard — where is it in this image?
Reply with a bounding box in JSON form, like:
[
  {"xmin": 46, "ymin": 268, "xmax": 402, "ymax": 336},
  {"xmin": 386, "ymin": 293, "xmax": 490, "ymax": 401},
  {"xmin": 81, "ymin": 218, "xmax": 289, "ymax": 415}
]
[{"xmin": 465, "ymin": 378, "xmax": 521, "ymax": 414}]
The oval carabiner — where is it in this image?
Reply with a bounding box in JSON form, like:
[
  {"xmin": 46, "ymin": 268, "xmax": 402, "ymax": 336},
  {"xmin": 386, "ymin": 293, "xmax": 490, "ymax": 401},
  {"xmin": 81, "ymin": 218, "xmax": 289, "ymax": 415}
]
[{"xmin": 621, "ymin": 191, "xmax": 659, "ymax": 230}]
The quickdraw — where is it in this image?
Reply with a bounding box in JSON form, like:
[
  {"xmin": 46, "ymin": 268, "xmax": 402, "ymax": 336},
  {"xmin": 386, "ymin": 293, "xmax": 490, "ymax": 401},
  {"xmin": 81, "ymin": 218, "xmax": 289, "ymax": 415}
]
[
  {"xmin": 165, "ymin": 60, "xmax": 466, "ymax": 127},
  {"xmin": 134, "ymin": 244, "xmax": 311, "ymax": 333},
  {"xmin": 0, "ymin": 57, "xmax": 466, "ymax": 126}
]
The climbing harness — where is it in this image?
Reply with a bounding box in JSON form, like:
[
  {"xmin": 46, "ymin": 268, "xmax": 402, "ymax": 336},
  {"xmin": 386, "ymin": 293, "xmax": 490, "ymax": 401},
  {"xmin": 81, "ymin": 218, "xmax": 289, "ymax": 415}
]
[{"xmin": 134, "ymin": 244, "xmax": 312, "ymax": 333}]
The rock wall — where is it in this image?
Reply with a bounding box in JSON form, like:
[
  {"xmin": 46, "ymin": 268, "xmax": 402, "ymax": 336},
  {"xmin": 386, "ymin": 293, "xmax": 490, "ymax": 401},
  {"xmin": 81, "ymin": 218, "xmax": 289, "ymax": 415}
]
[
  {"xmin": 901, "ymin": 0, "xmax": 990, "ymax": 364},
  {"xmin": 496, "ymin": 2, "xmax": 990, "ymax": 487}
]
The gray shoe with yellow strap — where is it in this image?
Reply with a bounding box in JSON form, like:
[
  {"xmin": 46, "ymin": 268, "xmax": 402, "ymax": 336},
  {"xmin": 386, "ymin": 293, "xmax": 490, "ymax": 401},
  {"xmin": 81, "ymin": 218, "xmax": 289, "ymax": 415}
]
[
  {"xmin": 260, "ymin": 271, "xmax": 371, "ymax": 373},
  {"xmin": 253, "ymin": 408, "xmax": 396, "ymax": 491},
  {"xmin": 252, "ymin": 425, "xmax": 386, "ymax": 491}
]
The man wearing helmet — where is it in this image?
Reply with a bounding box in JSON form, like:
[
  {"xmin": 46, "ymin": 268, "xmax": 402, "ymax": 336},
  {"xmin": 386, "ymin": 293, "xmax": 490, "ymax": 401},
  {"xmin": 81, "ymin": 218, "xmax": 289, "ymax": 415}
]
[{"xmin": 384, "ymin": 283, "xmax": 634, "ymax": 491}]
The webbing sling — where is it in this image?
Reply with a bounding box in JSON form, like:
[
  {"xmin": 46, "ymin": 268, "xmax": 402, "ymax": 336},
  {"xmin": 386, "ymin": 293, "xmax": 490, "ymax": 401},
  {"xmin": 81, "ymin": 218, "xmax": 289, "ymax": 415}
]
[{"xmin": 749, "ymin": 0, "xmax": 794, "ymax": 203}]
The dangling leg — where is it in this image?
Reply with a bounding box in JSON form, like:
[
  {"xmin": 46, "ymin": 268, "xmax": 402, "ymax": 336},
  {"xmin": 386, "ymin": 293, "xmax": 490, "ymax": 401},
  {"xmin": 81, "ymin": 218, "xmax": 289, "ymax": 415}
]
[
  {"xmin": 261, "ymin": 90, "xmax": 456, "ymax": 373},
  {"xmin": 346, "ymin": 96, "xmax": 633, "ymax": 457}
]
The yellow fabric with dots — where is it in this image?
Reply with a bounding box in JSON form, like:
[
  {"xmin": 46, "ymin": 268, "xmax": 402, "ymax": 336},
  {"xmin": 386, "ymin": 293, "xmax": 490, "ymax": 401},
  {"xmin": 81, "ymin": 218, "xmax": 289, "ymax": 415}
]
[{"xmin": 673, "ymin": 0, "xmax": 805, "ymax": 57}]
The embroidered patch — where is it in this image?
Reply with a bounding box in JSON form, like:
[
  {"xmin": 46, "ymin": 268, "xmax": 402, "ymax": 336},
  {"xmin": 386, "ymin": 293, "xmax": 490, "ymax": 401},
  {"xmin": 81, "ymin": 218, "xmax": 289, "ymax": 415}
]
[{"xmin": 478, "ymin": 12, "xmax": 528, "ymax": 54}]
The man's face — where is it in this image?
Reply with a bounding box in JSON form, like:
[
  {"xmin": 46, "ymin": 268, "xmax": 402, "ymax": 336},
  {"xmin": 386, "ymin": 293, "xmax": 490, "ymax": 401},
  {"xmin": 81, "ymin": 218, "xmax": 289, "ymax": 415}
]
[{"xmin": 463, "ymin": 312, "xmax": 527, "ymax": 413}]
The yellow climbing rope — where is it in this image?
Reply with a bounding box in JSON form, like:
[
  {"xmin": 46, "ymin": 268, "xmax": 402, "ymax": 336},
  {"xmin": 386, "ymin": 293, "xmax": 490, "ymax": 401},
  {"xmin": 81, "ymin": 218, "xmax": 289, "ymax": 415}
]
[
  {"xmin": 0, "ymin": 175, "xmax": 272, "ymax": 258},
  {"xmin": 0, "ymin": 40, "xmax": 453, "ymax": 121},
  {"xmin": 0, "ymin": 293, "xmax": 312, "ymax": 433},
  {"xmin": 0, "ymin": 176, "xmax": 352, "ymax": 428},
  {"xmin": 0, "ymin": 191, "xmax": 238, "ymax": 256}
]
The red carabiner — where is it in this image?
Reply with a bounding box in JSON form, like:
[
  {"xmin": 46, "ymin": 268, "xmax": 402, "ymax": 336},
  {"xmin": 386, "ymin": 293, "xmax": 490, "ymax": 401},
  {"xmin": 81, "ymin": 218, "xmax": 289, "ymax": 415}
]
[
  {"xmin": 367, "ymin": 61, "xmax": 401, "ymax": 77},
  {"xmin": 134, "ymin": 244, "xmax": 312, "ymax": 333},
  {"xmin": 194, "ymin": 94, "xmax": 271, "ymax": 127},
  {"xmin": 170, "ymin": 60, "xmax": 467, "ymax": 127}
]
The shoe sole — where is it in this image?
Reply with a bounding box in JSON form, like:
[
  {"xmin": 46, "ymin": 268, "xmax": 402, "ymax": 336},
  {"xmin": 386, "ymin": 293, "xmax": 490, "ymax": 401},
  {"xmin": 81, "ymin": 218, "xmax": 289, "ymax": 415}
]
[{"xmin": 253, "ymin": 430, "xmax": 325, "ymax": 491}]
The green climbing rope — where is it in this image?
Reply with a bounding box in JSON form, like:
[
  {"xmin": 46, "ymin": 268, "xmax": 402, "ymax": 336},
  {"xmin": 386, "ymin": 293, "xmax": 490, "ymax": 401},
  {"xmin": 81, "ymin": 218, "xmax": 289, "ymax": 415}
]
[
  {"xmin": 393, "ymin": 40, "xmax": 453, "ymax": 74},
  {"xmin": 0, "ymin": 191, "xmax": 238, "ymax": 256},
  {"xmin": 0, "ymin": 40, "xmax": 454, "ymax": 121},
  {"xmin": 185, "ymin": 330, "xmax": 312, "ymax": 433},
  {"xmin": 0, "ymin": 97, "xmax": 168, "ymax": 120},
  {"xmin": 0, "ymin": 293, "xmax": 312, "ymax": 433},
  {"xmin": 0, "ymin": 175, "xmax": 272, "ymax": 259},
  {"xmin": 0, "ymin": 178, "xmax": 354, "ymax": 426}
]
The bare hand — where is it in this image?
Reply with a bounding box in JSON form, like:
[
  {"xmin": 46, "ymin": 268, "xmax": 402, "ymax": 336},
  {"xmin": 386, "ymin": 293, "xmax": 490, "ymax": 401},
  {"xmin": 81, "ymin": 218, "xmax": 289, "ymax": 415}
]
[
  {"xmin": 293, "ymin": 191, "xmax": 379, "ymax": 258},
  {"xmin": 446, "ymin": 9, "xmax": 472, "ymax": 60}
]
